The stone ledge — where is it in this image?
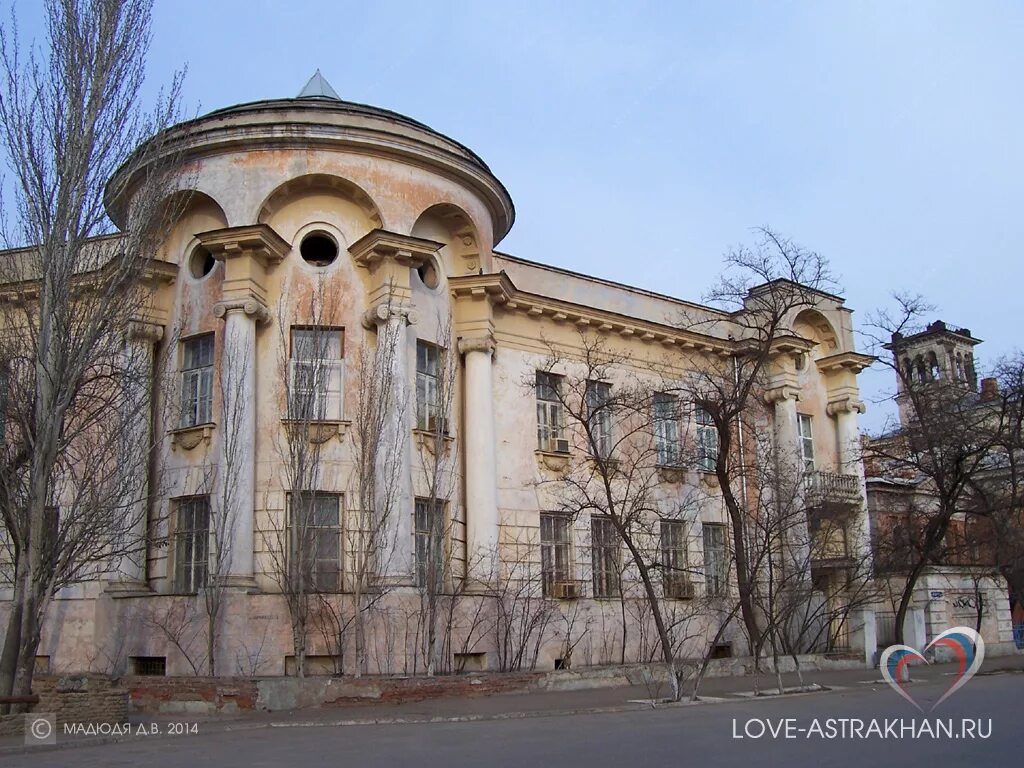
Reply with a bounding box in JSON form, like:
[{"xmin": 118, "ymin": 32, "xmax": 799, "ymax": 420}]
[{"xmin": 169, "ymin": 423, "xmax": 215, "ymax": 451}]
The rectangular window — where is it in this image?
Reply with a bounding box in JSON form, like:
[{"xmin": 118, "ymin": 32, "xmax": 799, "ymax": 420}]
[
  {"xmin": 695, "ymin": 405, "xmax": 719, "ymax": 473},
  {"xmin": 702, "ymin": 523, "xmax": 728, "ymax": 597},
  {"xmin": 289, "ymin": 492, "xmax": 342, "ymax": 592},
  {"xmin": 415, "ymin": 342, "xmax": 444, "ymax": 432},
  {"xmin": 586, "ymin": 380, "xmax": 613, "ymax": 458},
  {"xmin": 414, "ymin": 497, "xmax": 445, "ymax": 588},
  {"xmin": 662, "ymin": 520, "xmax": 692, "ymax": 599},
  {"xmin": 536, "ymin": 372, "xmax": 567, "ymax": 452},
  {"xmin": 798, "ymin": 413, "xmax": 815, "ymax": 472},
  {"xmin": 591, "ymin": 516, "xmax": 620, "ymax": 598},
  {"xmin": 540, "ymin": 512, "xmax": 573, "ymax": 596},
  {"xmin": 180, "ymin": 334, "xmax": 214, "ymax": 428},
  {"xmin": 289, "ymin": 327, "xmax": 344, "ymax": 421},
  {"xmin": 653, "ymin": 393, "xmax": 680, "ymax": 466},
  {"xmin": 174, "ymin": 496, "xmax": 210, "ymax": 594}
]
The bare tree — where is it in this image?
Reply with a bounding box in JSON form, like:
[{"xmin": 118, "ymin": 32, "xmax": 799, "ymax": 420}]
[
  {"xmin": 864, "ymin": 295, "xmax": 1009, "ymax": 642},
  {"xmin": 533, "ymin": 332, "xmax": 708, "ymax": 700},
  {"xmin": 262, "ymin": 277, "xmax": 344, "ymax": 677},
  {"xmin": 675, "ymin": 227, "xmax": 837, "ymax": 664},
  {"xmin": 0, "ymin": 0, "xmax": 184, "ymax": 707},
  {"xmin": 344, "ymin": 287, "xmax": 407, "ymax": 676},
  {"xmin": 411, "ymin": 312, "xmax": 460, "ymax": 675}
]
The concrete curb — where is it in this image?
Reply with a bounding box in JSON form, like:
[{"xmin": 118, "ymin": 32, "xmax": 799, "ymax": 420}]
[{"xmin": 0, "ymin": 679, "xmax": 860, "ymax": 757}]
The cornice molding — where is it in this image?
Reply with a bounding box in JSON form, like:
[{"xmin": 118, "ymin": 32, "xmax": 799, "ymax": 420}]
[
  {"xmin": 816, "ymin": 352, "xmax": 875, "ymax": 374},
  {"xmin": 349, "ymin": 229, "xmax": 444, "ymax": 269},
  {"xmin": 452, "ymin": 272, "xmax": 736, "ymax": 356},
  {"xmin": 197, "ymin": 224, "xmax": 291, "ymax": 267}
]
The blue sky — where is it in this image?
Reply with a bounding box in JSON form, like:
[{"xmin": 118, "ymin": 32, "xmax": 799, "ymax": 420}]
[{"xmin": 17, "ymin": 1, "xmax": 1024, "ymax": 430}]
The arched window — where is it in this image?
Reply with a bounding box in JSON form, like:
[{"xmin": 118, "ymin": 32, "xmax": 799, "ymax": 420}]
[
  {"xmin": 955, "ymin": 353, "xmax": 964, "ymax": 381},
  {"xmin": 928, "ymin": 351, "xmax": 940, "ymax": 381},
  {"xmin": 915, "ymin": 357, "xmax": 927, "ymax": 384}
]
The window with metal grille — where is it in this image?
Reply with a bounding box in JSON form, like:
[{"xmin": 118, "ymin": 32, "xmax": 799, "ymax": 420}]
[
  {"xmin": 174, "ymin": 496, "xmax": 210, "ymax": 594},
  {"xmin": 130, "ymin": 656, "xmax": 167, "ymax": 676},
  {"xmin": 289, "ymin": 492, "xmax": 342, "ymax": 592},
  {"xmin": 414, "ymin": 497, "xmax": 445, "ymax": 588},
  {"xmin": 653, "ymin": 393, "xmax": 680, "ymax": 465},
  {"xmin": 288, "ymin": 327, "xmax": 344, "ymax": 421},
  {"xmin": 591, "ymin": 516, "xmax": 620, "ymax": 598},
  {"xmin": 536, "ymin": 372, "xmax": 566, "ymax": 452},
  {"xmin": 540, "ymin": 512, "xmax": 572, "ymax": 596},
  {"xmin": 798, "ymin": 413, "xmax": 815, "ymax": 472},
  {"xmin": 180, "ymin": 334, "xmax": 214, "ymax": 428},
  {"xmin": 695, "ymin": 404, "xmax": 719, "ymax": 473},
  {"xmin": 416, "ymin": 342, "xmax": 443, "ymax": 432},
  {"xmin": 585, "ymin": 381, "xmax": 613, "ymax": 459},
  {"xmin": 702, "ymin": 523, "xmax": 728, "ymax": 597},
  {"xmin": 660, "ymin": 519, "xmax": 688, "ymax": 576}
]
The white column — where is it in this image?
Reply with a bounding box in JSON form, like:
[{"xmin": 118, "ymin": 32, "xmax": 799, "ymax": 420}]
[
  {"xmin": 364, "ymin": 302, "xmax": 416, "ymax": 580},
  {"xmin": 833, "ymin": 403, "xmax": 863, "ymax": 475},
  {"xmin": 214, "ymin": 300, "xmax": 265, "ymax": 587},
  {"xmin": 459, "ymin": 335, "xmax": 499, "ymax": 580},
  {"xmin": 108, "ymin": 321, "xmax": 162, "ymax": 591},
  {"xmin": 769, "ymin": 388, "xmax": 800, "ymax": 471}
]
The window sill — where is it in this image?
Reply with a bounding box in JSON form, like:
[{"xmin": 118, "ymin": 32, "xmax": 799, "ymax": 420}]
[
  {"xmin": 535, "ymin": 449, "xmax": 570, "ymax": 472},
  {"xmin": 412, "ymin": 428, "xmax": 454, "ymax": 456},
  {"xmin": 281, "ymin": 418, "xmax": 350, "ymax": 444},
  {"xmin": 656, "ymin": 465, "xmax": 687, "ymax": 484},
  {"xmin": 170, "ymin": 422, "xmax": 215, "ymax": 451},
  {"xmin": 700, "ymin": 471, "xmax": 720, "ymax": 488}
]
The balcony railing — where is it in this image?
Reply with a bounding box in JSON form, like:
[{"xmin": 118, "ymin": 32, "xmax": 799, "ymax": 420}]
[{"xmin": 803, "ymin": 470, "xmax": 861, "ymax": 506}]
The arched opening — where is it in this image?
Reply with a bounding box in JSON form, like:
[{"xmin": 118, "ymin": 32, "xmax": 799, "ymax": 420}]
[
  {"xmin": 299, "ymin": 231, "xmax": 339, "ymax": 267},
  {"xmin": 256, "ymin": 173, "xmax": 382, "ymax": 231},
  {"xmin": 411, "ymin": 202, "xmax": 482, "ymax": 277}
]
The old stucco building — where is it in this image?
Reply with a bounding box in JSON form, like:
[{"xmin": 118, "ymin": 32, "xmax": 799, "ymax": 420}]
[
  {"xmin": 866, "ymin": 322, "xmax": 1018, "ymax": 654},
  {"xmin": 3, "ymin": 74, "xmax": 881, "ymax": 677}
]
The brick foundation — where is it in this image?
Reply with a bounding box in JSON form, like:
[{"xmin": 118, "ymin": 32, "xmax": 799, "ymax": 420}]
[{"xmin": 0, "ymin": 674, "xmax": 127, "ymax": 736}]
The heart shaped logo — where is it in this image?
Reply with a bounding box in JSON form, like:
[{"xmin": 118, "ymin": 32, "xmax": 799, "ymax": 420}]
[{"xmin": 879, "ymin": 626, "xmax": 985, "ymax": 712}]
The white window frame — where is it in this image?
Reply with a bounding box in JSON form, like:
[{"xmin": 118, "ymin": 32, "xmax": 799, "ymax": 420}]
[
  {"xmin": 288, "ymin": 492, "xmax": 342, "ymax": 593},
  {"xmin": 174, "ymin": 496, "xmax": 210, "ymax": 594},
  {"xmin": 702, "ymin": 523, "xmax": 728, "ymax": 597},
  {"xmin": 540, "ymin": 512, "xmax": 573, "ymax": 596},
  {"xmin": 798, "ymin": 413, "xmax": 815, "ymax": 473},
  {"xmin": 653, "ymin": 393, "xmax": 680, "ymax": 466},
  {"xmin": 416, "ymin": 342, "xmax": 443, "ymax": 432},
  {"xmin": 695, "ymin": 404, "xmax": 719, "ymax": 473},
  {"xmin": 591, "ymin": 516, "xmax": 620, "ymax": 598},
  {"xmin": 288, "ymin": 327, "xmax": 344, "ymax": 422},
  {"xmin": 586, "ymin": 380, "xmax": 613, "ymax": 459},
  {"xmin": 180, "ymin": 334, "xmax": 214, "ymax": 428},
  {"xmin": 536, "ymin": 372, "xmax": 567, "ymax": 452},
  {"xmin": 414, "ymin": 497, "xmax": 445, "ymax": 588}
]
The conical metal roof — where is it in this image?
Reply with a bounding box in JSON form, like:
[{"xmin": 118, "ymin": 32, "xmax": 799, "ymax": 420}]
[{"xmin": 297, "ymin": 70, "xmax": 341, "ymax": 100}]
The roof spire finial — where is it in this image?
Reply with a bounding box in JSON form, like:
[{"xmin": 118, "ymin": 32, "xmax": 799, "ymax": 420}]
[{"xmin": 297, "ymin": 70, "xmax": 341, "ymax": 100}]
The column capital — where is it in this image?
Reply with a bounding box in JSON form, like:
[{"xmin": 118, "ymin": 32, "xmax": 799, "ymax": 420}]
[
  {"xmin": 213, "ymin": 298, "xmax": 271, "ymax": 325},
  {"xmin": 827, "ymin": 396, "xmax": 866, "ymax": 416},
  {"xmin": 128, "ymin": 320, "xmax": 164, "ymax": 343},
  {"xmin": 361, "ymin": 301, "xmax": 419, "ymax": 329},
  {"xmin": 458, "ymin": 334, "xmax": 495, "ymax": 356},
  {"xmin": 764, "ymin": 384, "xmax": 800, "ymax": 404}
]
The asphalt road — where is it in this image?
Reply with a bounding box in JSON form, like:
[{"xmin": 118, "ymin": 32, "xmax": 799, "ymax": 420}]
[{"xmin": 9, "ymin": 672, "xmax": 1022, "ymax": 768}]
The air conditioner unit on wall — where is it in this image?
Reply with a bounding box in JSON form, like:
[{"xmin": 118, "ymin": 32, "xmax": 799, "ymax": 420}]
[
  {"xmin": 552, "ymin": 438, "xmax": 570, "ymax": 453},
  {"xmin": 551, "ymin": 581, "xmax": 580, "ymax": 599},
  {"xmin": 664, "ymin": 574, "xmax": 695, "ymax": 599}
]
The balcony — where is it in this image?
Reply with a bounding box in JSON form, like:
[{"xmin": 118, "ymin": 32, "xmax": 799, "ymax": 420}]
[{"xmin": 803, "ymin": 471, "xmax": 861, "ymax": 510}]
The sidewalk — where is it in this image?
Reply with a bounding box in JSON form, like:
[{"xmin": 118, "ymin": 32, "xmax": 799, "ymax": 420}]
[{"xmin": 3, "ymin": 654, "xmax": 1022, "ymax": 755}]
